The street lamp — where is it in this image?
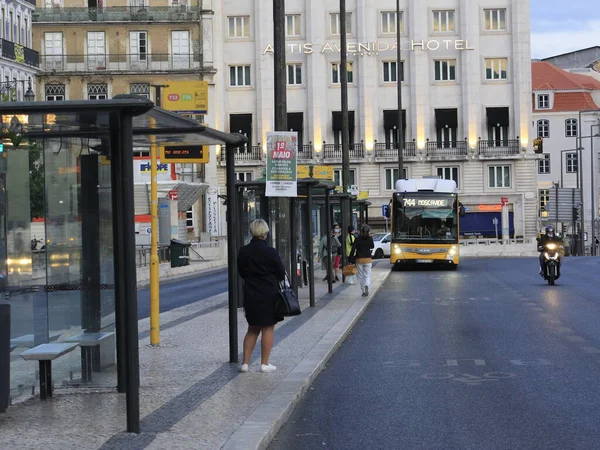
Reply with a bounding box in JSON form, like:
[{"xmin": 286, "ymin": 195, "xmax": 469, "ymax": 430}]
[{"xmin": 24, "ymin": 80, "xmax": 35, "ymax": 102}]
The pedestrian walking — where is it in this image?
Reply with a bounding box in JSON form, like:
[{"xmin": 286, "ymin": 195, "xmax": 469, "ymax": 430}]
[
  {"xmin": 237, "ymin": 219, "xmax": 286, "ymax": 373},
  {"xmin": 320, "ymin": 224, "xmax": 341, "ymax": 282},
  {"xmin": 349, "ymin": 224, "xmax": 375, "ymax": 297}
]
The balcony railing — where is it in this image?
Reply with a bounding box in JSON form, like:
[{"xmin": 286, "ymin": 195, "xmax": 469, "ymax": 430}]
[
  {"xmin": 426, "ymin": 140, "xmax": 468, "ymax": 157},
  {"xmin": 220, "ymin": 145, "xmax": 262, "ymax": 163},
  {"xmin": 0, "ymin": 39, "xmax": 39, "ymax": 67},
  {"xmin": 32, "ymin": 6, "xmax": 204, "ymax": 23},
  {"xmin": 298, "ymin": 143, "xmax": 314, "ymax": 160},
  {"xmin": 478, "ymin": 139, "xmax": 521, "ymax": 156},
  {"xmin": 323, "ymin": 142, "xmax": 365, "ymax": 159},
  {"xmin": 374, "ymin": 142, "xmax": 417, "ymax": 158},
  {"xmin": 40, "ymin": 53, "xmax": 199, "ymax": 72}
]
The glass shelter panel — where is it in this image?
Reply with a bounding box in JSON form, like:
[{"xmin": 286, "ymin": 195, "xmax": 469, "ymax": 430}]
[{"xmin": 0, "ymin": 112, "xmax": 117, "ymax": 400}]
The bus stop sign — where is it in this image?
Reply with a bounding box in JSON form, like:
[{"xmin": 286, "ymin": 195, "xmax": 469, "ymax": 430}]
[{"xmin": 382, "ymin": 204, "xmax": 389, "ymax": 217}]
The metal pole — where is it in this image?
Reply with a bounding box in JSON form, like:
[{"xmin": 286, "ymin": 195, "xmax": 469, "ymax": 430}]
[
  {"xmin": 396, "ymin": 0, "xmax": 404, "ymax": 177},
  {"xmin": 555, "ymin": 183, "xmax": 559, "ymax": 231},
  {"xmin": 118, "ymin": 114, "xmax": 140, "ymax": 433},
  {"xmin": 307, "ymin": 184, "xmax": 315, "ymax": 307},
  {"xmin": 273, "ymin": 0, "xmax": 287, "ymax": 131},
  {"xmin": 325, "ymin": 190, "xmax": 332, "ymax": 294},
  {"xmin": 340, "ymin": 0, "xmax": 351, "ymax": 272},
  {"xmin": 290, "ymin": 198, "xmax": 298, "ymax": 293},
  {"xmin": 149, "ymin": 117, "xmax": 160, "ymax": 346},
  {"xmin": 579, "ymin": 143, "xmax": 585, "ymax": 255},
  {"xmin": 591, "ymin": 125, "xmax": 597, "ymax": 255},
  {"xmin": 226, "ymin": 145, "xmax": 239, "ymax": 362}
]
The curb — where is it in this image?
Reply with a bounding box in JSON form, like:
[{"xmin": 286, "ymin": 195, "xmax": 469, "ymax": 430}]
[{"xmin": 221, "ymin": 269, "xmax": 392, "ymax": 450}]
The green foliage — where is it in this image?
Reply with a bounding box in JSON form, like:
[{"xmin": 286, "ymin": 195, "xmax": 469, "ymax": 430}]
[{"xmin": 28, "ymin": 140, "xmax": 45, "ymax": 220}]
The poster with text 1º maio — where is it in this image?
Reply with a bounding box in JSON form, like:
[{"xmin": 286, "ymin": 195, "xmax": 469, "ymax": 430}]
[{"xmin": 266, "ymin": 132, "xmax": 297, "ymax": 197}]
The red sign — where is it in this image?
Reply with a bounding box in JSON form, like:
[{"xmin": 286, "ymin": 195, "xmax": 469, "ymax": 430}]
[
  {"xmin": 168, "ymin": 190, "xmax": 178, "ymax": 201},
  {"xmin": 478, "ymin": 204, "xmax": 502, "ymax": 212},
  {"xmin": 167, "ymin": 94, "xmax": 180, "ymax": 101},
  {"xmin": 501, "ymin": 197, "xmax": 509, "ymax": 206},
  {"xmin": 271, "ymin": 141, "xmax": 293, "ymax": 159}
]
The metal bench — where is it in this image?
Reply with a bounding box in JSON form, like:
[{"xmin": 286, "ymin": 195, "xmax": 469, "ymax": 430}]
[
  {"xmin": 21, "ymin": 343, "xmax": 79, "ymax": 400},
  {"xmin": 65, "ymin": 332, "xmax": 116, "ymax": 382},
  {"xmin": 10, "ymin": 331, "xmax": 63, "ymax": 349}
]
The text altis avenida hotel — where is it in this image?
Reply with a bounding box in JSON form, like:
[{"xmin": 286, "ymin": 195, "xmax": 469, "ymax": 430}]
[{"xmin": 263, "ymin": 39, "xmax": 475, "ymax": 55}]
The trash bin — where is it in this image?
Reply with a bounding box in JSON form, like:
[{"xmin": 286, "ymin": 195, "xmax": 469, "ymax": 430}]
[{"xmin": 170, "ymin": 239, "xmax": 191, "ymax": 268}]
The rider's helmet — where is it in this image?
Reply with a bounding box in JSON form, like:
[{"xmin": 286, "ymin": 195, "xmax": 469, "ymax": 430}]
[{"xmin": 545, "ymin": 225, "xmax": 555, "ymax": 237}]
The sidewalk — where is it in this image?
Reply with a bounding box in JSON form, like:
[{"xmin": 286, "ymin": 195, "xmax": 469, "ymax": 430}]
[{"xmin": 0, "ymin": 264, "xmax": 390, "ymax": 450}]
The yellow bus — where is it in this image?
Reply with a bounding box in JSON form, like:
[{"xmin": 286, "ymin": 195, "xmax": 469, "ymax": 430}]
[{"xmin": 390, "ymin": 178, "xmax": 463, "ymax": 269}]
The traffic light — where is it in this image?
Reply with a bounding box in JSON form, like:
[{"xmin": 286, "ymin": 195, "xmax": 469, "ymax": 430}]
[
  {"xmin": 533, "ymin": 137, "xmax": 543, "ymax": 153},
  {"xmin": 573, "ymin": 207, "xmax": 580, "ymax": 222}
]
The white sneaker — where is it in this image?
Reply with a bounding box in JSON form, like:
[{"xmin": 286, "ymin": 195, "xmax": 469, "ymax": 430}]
[
  {"xmin": 239, "ymin": 364, "xmax": 249, "ymax": 373},
  {"xmin": 260, "ymin": 364, "xmax": 277, "ymax": 373}
]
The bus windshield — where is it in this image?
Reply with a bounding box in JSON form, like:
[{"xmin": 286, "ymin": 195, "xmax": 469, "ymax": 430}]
[{"xmin": 393, "ymin": 193, "xmax": 458, "ymax": 243}]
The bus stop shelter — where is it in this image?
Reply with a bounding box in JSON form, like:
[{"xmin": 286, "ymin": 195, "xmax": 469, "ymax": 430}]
[{"xmin": 0, "ymin": 97, "xmax": 245, "ymax": 433}]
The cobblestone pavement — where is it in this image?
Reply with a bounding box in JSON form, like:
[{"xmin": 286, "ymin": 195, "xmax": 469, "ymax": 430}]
[{"xmin": 0, "ymin": 264, "xmax": 390, "ymax": 450}]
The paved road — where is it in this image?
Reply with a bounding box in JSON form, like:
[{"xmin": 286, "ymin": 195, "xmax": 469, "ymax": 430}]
[
  {"xmin": 269, "ymin": 257, "xmax": 600, "ymax": 450},
  {"xmin": 136, "ymin": 267, "xmax": 227, "ymax": 318}
]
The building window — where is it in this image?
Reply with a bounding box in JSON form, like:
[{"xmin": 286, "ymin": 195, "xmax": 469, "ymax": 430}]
[
  {"xmin": 537, "ymin": 119, "xmax": 550, "ymax": 138},
  {"xmin": 285, "ymin": 14, "xmax": 301, "ymax": 37},
  {"xmin": 130, "ymin": 82, "xmax": 150, "ymax": 98},
  {"xmin": 437, "ymin": 167, "xmax": 459, "ymax": 188},
  {"xmin": 485, "ymin": 58, "xmax": 508, "ymax": 80},
  {"xmin": 133, "ymin": 150, "xmax": 150, "ymax": 157},
  {"xmin": 433, "ymin": 10, "xmax": 455, "ymax": 32},
  {"xmin": 484, "ymin": 9, "xmax": 506, "ymax": 31},
  {"xmin": 434, "ymin": 59, "xmax": 456, "ymax": 81},
  {"xmin": 383, "ymin": 61, "xmax": 404, "ymax": 83},
  {"xmin": 330, "ymin": 12, "xmax": 352, "ymax": 36},
  {"xmin": 87, "ymin": 83, "xmax": 107, "ymax": 100},
  {"xmin": 235, "ymin": 172, "xmax": 253, "ymax": 182},
  {"xmin": 538, "ymin": 154, "xmax": 551, "ymax": 174},
  {"xmin": 186, "ymin": 207, "xmax": 194, "ymax": 228},
  {"xmin": 228, "ymin": 16, "xmax": 249, "ymax": 38},
  {"xmin": 537, "ymin": 94, "xmax": 550, "ymax": 109},
  {"xmin": 565, "ymin": 118, "xmax": 578, "ymax": 137},
  {"xmin": 45, "ymin": 84, "xmax": 65, "ymax": 101},
  {"xmin": 332, "ymin": 62, "xmax": 353, "ymax": 84},
  {"xmin": 381, "ymin": 11, "xmax": 403, "ymax": 34},
  {"xmin": 385, "ymin": 168, "xmax": 408, "ymax": 190},
  {"xmin": 287, "ymin": 63, "xmax": 302, "ymax": 85},
  {"xmin": 229, "ymin": 65, "xmax": 251, "ymax": 87},
  {"xmin": 566, "ymin": 152, "xmax": 578, "ymax": 173},
  {"xmin": 539, "ymin": 189, "xmax": 549, "ymax": 212},
  {"xmin": 333, "ymin": 168, "xmax": 356, "ymax": 187},
  {"xmin": 488, "ymin": 165, "xmax": 511, "ymax": 188}
]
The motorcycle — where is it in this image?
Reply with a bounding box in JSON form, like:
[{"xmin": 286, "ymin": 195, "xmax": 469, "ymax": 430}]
[{"xmin": 539, "ymin": 242, "xmax": 563, "ymax": 285}]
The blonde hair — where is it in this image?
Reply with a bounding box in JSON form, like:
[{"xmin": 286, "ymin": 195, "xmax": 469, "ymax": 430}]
[{"xmin": 249, "ymin": 219, "xmax": 269, "ymax": 240}]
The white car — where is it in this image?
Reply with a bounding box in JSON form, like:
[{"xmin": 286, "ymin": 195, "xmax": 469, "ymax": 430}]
[{"xmin": 371, "ymin": 233, "xmax": 391, "ymax": 259}]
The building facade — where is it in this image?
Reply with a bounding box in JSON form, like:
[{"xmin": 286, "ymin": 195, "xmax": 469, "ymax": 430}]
[
  {"xmin": 31, "ymin": 0, "xmax": 215, "ymax": 239},
  {"xmin": 532, "ymin": 62, "xmax": 600, "ymax": 251},
  {"xmin": 207, "ymin": 0, "xmax": 538, "ymax": 239},
  {"xmin": 0, "ymin": 0, "xmax": 38, "ymax": 100}
]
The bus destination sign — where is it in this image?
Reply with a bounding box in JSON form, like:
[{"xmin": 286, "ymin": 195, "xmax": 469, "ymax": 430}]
[
  {"xmin": 402, "ymin": 198, "xmax": 450, "ymax": 207},
  {"xmin": 160, "ymin": 145, "xmax": 209, "ymax": 164}
]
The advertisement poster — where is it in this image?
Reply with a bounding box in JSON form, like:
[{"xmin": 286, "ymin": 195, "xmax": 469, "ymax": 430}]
[
  {"xmin": 206, "ymin": 187, "xmax": 220, "ymax": 236},
  {"xmin": 266, "ymin": 132, "xmax": 297, "ymax": 197}
]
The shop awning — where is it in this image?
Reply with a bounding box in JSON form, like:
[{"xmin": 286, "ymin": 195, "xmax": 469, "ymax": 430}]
[
  {"xmin": 383, "ymin": 110, "xmax": 407, "ymax": 130},
  {"xmin": 435, "ymin": 108, "xmax": 458, "ymax": 128},
  {"xmin": 332, "ymin": 111, "xmax": 355, "ymax": 131},
  {"xmin": 486, "ymin": 107, "xmax": 509, "ymax": 127}
]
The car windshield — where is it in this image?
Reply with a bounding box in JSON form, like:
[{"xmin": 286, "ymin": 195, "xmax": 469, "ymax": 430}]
[
  {"xmin": 372, "ymin": 233, "xmax": 387, "ymax": 242},
  {"xmin": 393, "ymin": 194, "xmax": 458, "ymax": 244}
]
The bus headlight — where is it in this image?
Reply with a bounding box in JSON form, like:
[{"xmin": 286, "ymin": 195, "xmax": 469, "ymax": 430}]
[
  {"xmin": 393, "ymin": 245, "xmax": 402, "ymax": 255},
  {"xmin": 448, "ymin": 245, "xmax": 458, "ymax": 255}
]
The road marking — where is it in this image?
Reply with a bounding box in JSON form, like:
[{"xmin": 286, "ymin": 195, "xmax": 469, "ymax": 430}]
[
  {"xmin": 453, "ymin": 374, "xmax": 498, "ymax": 386},
  {"xmin": 509, "ymin": 359, "xmax": 553, "ymax": 366},
  {"xmin": 382, "ymin": 360, "xmax": 422, "ymax": 367},
  {"xmin": 582, "ymin": 347, "xmax": 600, "ymax": 354},
  {"xmin": 446, "ymin": 359, "xmax": 486, "ymax": 367},
  {"xmin": 557, "ymin": 327, "xmax": 573, "ymax": 333},
  {"xmin": 531, "ymin": 307, "xmax": 544, "ymax": 312},
  {"xmin": 566, "ymin": 336, "xmax": 585, "ymax": 343},
  {"xmin": 422, "ymin": 373, "xmax": 454, "ymax": 380}
]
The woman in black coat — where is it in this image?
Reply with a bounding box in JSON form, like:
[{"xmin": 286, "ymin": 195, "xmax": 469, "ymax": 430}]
[{"xmin": 237, "ymin": 219, "xmax": 286, "ymax": 373}]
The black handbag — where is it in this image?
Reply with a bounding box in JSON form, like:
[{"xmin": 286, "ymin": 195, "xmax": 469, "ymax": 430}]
[{"xmin": 275, "ymin": 273, "xmax": 301, "ymax": 317}]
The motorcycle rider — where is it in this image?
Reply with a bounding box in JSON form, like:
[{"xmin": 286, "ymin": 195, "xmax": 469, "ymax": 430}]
[{"xmin": 537, "ymin": 225, "xmax": 563, "ymax": 277}]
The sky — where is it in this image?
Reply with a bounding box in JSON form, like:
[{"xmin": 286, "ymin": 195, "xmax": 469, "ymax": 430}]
[{"xmin": 530, "ymin": 0, "xmax": 600, "ymax": 59}]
